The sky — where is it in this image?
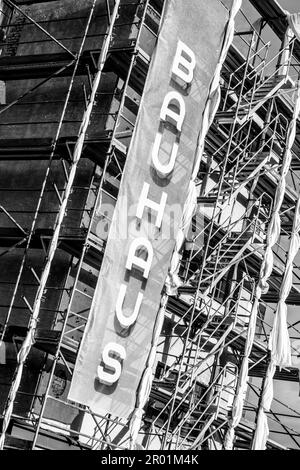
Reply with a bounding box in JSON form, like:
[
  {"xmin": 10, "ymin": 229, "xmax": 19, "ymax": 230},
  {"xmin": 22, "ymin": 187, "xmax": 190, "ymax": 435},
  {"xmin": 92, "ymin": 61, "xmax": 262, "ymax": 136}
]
[{"xmin": 278, "ymin": 0, "xmax": 300, "ymax": 14}]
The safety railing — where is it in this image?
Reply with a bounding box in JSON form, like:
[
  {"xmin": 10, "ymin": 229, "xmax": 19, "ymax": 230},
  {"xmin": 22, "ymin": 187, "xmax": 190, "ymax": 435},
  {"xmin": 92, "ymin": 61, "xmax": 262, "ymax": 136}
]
[
  {"xmin": 188, "ymin": 190, "xmax": 271, "ymax": 275},
  {"xmin": 223, "ymin": 41, "xmax": 271, "ymax": 110},
  {"xmin": 159, "ymin": 277, "xmax": 248, "ymax": 385},
  {"xmin": 223, "ymin": 37, "xmax": 296, "ymax": 117},
  {"xmin": 148, "ymin": 364, "xmax": 230, "ymax": 449}
]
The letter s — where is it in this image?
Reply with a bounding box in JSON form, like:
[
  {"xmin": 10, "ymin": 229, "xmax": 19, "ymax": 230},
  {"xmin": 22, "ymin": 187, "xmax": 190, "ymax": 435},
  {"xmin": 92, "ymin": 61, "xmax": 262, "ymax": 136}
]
[{"xmin": 97, "ymin": 342, "xmax": 126, "ymax": 385}]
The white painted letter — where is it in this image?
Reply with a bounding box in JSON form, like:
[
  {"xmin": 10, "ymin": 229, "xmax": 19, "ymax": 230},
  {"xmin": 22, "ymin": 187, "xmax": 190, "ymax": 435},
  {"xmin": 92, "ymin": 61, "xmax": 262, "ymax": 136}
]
[
  {"xmin": 97, "ymin": 342, "xmax": 126, "ymax": 385},
  {"xmin": 136, "ymin": 182, "xmax": 167, "ymax": 229},
  {"xmin": 160, "ymin": 91, "xmax": 186, "ymax": 131},
  {"xmin": 152, "ymin": 131, "xmax": 179, "ymax": 177},
  {"xmin": 126, "ymin": 237, "xmax": 154, "ymax": 279},
  {"xmin": 172, "ymin": 40, "xmax": 196, "ymax": 84},
  {"xmin": 116, "ymin": 284, "xmax": 143, "ymax": 328}
]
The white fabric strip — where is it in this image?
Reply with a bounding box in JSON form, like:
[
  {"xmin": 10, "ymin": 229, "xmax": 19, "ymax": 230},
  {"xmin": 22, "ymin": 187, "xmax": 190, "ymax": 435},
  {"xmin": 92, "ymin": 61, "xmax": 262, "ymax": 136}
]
[{"xmin": 288, "ymin": 13, "xmax": 300, "ymax": 40}]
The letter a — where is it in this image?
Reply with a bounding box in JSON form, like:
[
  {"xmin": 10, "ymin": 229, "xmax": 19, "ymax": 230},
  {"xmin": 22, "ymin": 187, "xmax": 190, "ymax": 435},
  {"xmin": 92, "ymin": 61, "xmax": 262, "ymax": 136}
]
[
  {"xmin": 160, "ymin": 91, "xmax": 186, "ymax": 131},
  {"xmin": 126, "ymin": 237, "xmax": 154, "ymax": 279}
]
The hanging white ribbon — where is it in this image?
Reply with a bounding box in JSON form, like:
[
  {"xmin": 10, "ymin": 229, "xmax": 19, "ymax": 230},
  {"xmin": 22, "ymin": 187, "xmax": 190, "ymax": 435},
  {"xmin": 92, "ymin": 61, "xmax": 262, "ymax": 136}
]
[
  {"xmin": 252, "ymin": 197, "xmax": 300, "ymax": 450},
  {"xmin": 288, "ymin": 13, "xmax": 300, "ymax": 40},
  {"xmin": 129, "ymin": 296, "xmax": 166, "ymax": 449}
]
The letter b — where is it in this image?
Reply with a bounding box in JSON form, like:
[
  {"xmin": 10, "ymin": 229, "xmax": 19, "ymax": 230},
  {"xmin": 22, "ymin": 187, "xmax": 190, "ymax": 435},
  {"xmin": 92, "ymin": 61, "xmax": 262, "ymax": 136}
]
[{"xmin": 172, "ymin": 40, "xmax": 196, "ymax": 85}]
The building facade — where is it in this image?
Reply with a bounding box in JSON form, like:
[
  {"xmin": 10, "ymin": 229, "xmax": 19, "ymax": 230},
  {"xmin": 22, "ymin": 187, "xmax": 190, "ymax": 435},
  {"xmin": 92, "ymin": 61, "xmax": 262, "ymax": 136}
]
[{"xmin": 0, "ymin": 0, "xmax": 300, "ymax": 450}]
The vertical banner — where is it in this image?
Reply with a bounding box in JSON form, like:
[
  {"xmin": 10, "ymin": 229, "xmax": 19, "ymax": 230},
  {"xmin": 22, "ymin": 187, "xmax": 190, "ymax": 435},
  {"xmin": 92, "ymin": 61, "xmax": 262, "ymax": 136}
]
[{"xmin": 69, "ymin": 0, "xmax": 228, "ymax": 418}]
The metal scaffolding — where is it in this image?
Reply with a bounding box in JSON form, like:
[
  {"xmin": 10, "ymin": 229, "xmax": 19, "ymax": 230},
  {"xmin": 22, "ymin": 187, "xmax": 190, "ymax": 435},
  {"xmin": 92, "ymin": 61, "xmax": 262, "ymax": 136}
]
[{"xmin": 0, "ymin": 0, "xmax": 300, "ymax": 451}]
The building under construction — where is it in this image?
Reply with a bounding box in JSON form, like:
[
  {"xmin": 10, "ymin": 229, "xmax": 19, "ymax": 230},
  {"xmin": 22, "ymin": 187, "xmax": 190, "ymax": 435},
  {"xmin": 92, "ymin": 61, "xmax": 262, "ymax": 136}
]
[{"xmin": 0, "ymin": 0, "xmax": 300, "ymax": 451}]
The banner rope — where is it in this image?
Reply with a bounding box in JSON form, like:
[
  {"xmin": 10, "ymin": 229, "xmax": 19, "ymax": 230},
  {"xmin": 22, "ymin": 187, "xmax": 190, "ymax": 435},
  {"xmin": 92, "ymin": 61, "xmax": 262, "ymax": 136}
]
[{"xmin": 129, "ymin": 0, "xmax": 242, "ymax": 449}]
